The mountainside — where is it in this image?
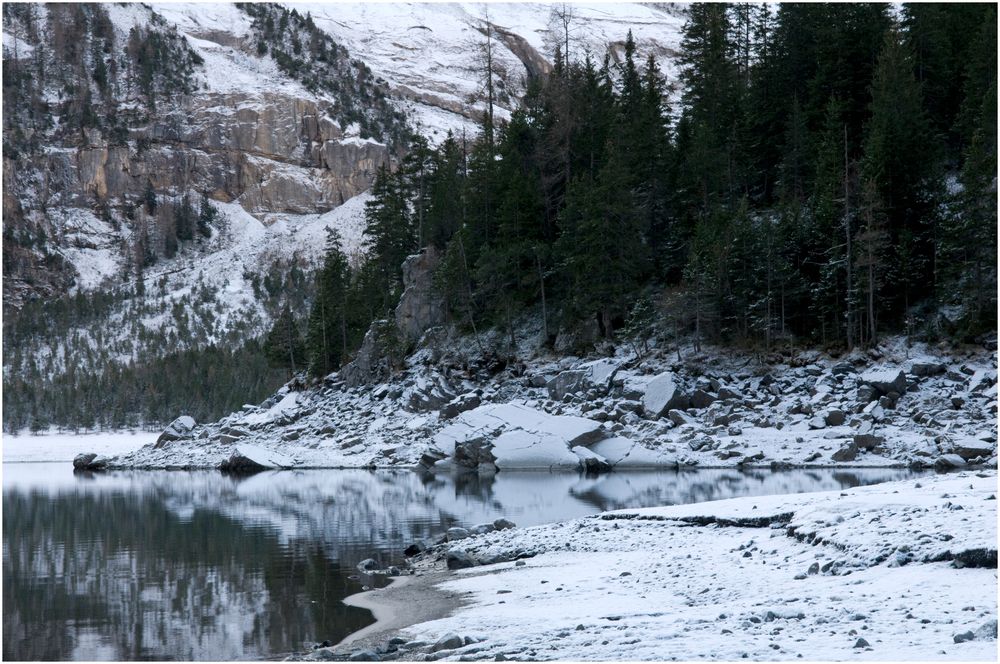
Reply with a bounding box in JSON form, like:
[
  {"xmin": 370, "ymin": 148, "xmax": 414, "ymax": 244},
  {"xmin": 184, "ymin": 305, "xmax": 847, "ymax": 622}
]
[{"xmin": 1, "ymin": 2, "xmax": 686, "ymax": 431}]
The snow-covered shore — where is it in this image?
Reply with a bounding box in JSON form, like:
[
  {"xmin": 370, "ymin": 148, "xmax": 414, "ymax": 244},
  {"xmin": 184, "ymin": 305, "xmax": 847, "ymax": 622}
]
[
  {"xmin": 321, "ymin": 470, "xmax": 998, "ymax": 661},
  {"xmin": 86, "ymin": 337, "xmax": 995, "ymax": 474},
  {"xmin": 2, "ymin": 431, "xmax": 154, "ymax": 463}
]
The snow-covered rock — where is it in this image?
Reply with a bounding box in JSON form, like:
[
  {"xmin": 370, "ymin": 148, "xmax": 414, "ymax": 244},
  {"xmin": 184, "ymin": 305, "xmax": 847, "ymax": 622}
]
[
  {"xmin": 861, "ymin": 367, "xmax": 908, "ymax": 396},
  {"xmin": 640, "ymin": 371, "xmax": 689, "ymax": 417},
  {"xmin": 155, "ymin": 415, "xmax": 197, "ymax": 447},
  {"xmin": 219, "ymin": 444, "xmax": 298, "ymax": 472},
  {"xmin": 432, "ymin": 403, "xmax": 606, "ymax": 470}
]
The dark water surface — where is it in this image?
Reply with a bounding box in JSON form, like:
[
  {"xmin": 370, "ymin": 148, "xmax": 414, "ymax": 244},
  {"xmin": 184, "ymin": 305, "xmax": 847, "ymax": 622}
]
[{"xmin": 2, "ymin": 463, "xmax": 930, "ymax": 661}]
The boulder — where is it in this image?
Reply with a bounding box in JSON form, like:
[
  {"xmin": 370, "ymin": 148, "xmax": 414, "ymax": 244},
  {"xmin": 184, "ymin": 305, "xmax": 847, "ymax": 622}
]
[
  {"xmin": 824, "ymin": 409, "xmax": 846, "ymax": 426},
  {"xmin": 446, "ymin": 550, "xmax": 477, "ymax": 570},
  {"xmin": 717, "ymin": 386, "xmax": 744, "ymax": 401},
  {"xmin": 934, "ymin": 454, "xmax": 967, "ymax": 470},
  {"xmin": 433, "ymin": 403, "xmax": 605, "ymax": 470},
  {"xmin": 641, "ymin": 372, "xmax": 689, "ymax": 417},
  {"xmin": 493, "ymin": 518, "xmax": 516, "ymax": 530},
  {"xmin": 219, "ymin": 445, "xmax": 297, "ymax": 473},
  {"xmin": 452, "ymin": 437, "xmax": 496, "ymax": 469},
  {"xmin": 72, "ymin": 453, "xmax": 107, "ymax": 471},
  {"xmin": 572, "ymin": 446, "xmax": 612, "ymax": 473},
  {"xmin": 690, "ymin": 389, "xmax": 717, "ymax": 409},
  {"xmin": 831, "ymin": 442, "xmax": 859, "ymax": 462},
  {"xmin": 547, "ymin": 370, "xmax": 589, "ymax": 400},
  {"xmin": 853, "ymin": 433, "xmax": 884, "ymax": 450},
  {"xmin": 446, "ymin": 527, "xmax": 470, "ymax": 541},
  {"xmin": 431, "ymin": 633, "xmax": 465, "ymax": 652},
  {"xmin": 860, "ymin": 368, "xmax": 907, "ymax": 396},
  {"xmin": 440, "ymin": 393, "xmax": 481, "ymax": 419},
  {"xmin": 155, "ymin": 415, "xmax": 196, "ymax": 448},
  {"xmin": 910, "ymin": 362, "xmax": 945, "ymax": 377},
  {"xmin": 951, "ymin": 439, "xmax": 995, "ymax": 461}
]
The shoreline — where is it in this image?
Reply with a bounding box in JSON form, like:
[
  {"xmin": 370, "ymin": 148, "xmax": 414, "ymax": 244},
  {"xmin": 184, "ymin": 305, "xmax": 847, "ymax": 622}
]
[{"xmin": 309, "ymin": 470, "xmax": 998, "ymax": 662}]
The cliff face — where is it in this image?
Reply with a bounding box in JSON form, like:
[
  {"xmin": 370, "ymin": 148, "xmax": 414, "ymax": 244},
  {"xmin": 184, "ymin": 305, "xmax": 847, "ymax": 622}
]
[{"xmin": 1, "ymin": 2, "xmax": 687, "ymax": 431}]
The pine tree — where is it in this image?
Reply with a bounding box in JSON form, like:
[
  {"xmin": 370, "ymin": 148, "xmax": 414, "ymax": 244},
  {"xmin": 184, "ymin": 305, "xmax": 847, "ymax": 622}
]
[
  {"xmin": 263, "ymin": 304, "xmax": 305, "ymax": 376},
  {"xmin": 306, "ymin": 230, "xmax": 355, "ymax": 377},
  {"xmin": 362, "ymin": 164, "xmax": 414, "ymax": 315}
]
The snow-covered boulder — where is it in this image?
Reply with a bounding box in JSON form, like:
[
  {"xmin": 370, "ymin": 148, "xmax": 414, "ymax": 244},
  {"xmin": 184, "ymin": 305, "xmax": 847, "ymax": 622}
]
[
  {"xmin": 155, "ymin": 415, "xmax": 196, "ymax": 448},
  {"xmin": 571, "ymin": 446, "xmax": 612, "ymax": 473},
  {"xmin": 72, "ymin": 452, "xmax": 108, "ymax": 470},
  {"xmin": 588, "ymin": 437, "xmax": 671, "ymax": 468},
  {"xmin": 860, "ymin": 368, "xmax": 907, "ymax": 396},
  {"xmin": 219, "ymin": 444, "xmax": 297, "ymax": 473},
  {"xmin": 640, "ymin": 371, "xmax": 689, "ymax": 417},
  {"xmin": 547, "ymin": 370, "xmax": 589, "ymax": 400},
  {"xmin": 432, "ymin": 403, "xmax": 606, "ymax": 470}
]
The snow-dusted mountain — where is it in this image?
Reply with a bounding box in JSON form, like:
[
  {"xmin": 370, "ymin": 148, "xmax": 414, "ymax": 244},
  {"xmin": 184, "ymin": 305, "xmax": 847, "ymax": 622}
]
[{"xmin": 1, "ymin": 2, "xmax": 686, "ymax": 429}]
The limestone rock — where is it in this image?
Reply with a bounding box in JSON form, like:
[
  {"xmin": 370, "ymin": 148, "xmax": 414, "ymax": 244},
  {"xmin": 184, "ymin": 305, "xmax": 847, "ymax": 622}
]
[{"xmin": 394, "ymin": 247, "xmax": 445, "ymax": 343}]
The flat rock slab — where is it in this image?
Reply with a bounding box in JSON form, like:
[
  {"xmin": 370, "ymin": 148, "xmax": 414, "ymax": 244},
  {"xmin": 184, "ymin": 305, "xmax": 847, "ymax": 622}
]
[
  {"xmin": 432, "ymin": 403, "xmax": 606, "ymax": 470},
  {"xmin": 219, "ymin": 444, "xmax": 298, "ymax": 472}
]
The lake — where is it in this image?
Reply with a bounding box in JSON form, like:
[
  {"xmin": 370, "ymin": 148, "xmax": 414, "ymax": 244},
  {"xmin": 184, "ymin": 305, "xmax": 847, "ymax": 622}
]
[{"xmin": 2, "ymin": 463, "xmax": 931, "ymax": 660}]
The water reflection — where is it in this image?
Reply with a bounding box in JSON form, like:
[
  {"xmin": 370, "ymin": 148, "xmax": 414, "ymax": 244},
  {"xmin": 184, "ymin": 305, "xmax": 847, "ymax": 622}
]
[{"xmin": 3, "ymin": 464, "xmax": 927, "ymax": 660}]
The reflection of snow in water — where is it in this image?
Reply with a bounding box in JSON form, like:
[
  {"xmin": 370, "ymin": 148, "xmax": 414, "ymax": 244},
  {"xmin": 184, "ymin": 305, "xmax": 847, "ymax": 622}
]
[{"xmin": 3, "ymin": 465, "xmax": 930, "ymax": 660}]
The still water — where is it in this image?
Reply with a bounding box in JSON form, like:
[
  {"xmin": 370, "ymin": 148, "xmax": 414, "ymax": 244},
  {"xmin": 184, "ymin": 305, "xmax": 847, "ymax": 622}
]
[{"xmin": 3, "ymin": 463, "xmax": 929, "ymax": 661}]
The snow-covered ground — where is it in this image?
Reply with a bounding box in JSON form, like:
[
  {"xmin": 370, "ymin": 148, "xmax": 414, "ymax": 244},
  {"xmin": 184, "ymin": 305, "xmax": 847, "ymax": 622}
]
[
  {"xmin": 344, "ymin": 471, "xmax": 998, "ymax": 661},
  {"xmin": 2, "ymin": 431, "xmax": 155, "ymax": 463},
  {"xmin": 104, "ymin": 335, "xmax": 997, "ymax": 474}
]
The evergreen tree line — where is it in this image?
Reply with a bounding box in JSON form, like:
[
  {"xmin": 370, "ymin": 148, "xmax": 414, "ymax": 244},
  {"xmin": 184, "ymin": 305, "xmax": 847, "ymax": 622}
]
[{"xmin": 279, "ymin": 2, "xmax": 996, "ymax": 378}]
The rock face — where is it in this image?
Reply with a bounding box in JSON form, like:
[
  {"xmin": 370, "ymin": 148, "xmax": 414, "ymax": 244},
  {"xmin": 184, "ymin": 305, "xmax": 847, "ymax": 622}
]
[{"xmin": 394, "ymin": 247, "xmax": 445, "ymax": 343}]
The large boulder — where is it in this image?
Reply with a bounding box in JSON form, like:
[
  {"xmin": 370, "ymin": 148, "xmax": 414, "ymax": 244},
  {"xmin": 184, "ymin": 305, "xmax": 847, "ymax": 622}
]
[
  {"xmin": 950, "ymin": 439, "xmax": 995, "ymax": 461},
  {"xmin": 640, "ymin": 371, "xmax": 689, "ymax": 417},
  {"xmin": 72, "ymin": 453, "xmax": 108, "ymax": 471},
  {"xmin": 547, "ymin": 370, "xmax": 589, "ymax": 400},
  {"xmin": 432, "ymin": 403, "xmax": 606, "ymax": 471},
  {"xmin": 155, "ymin": 415, "xmax": 196, "ymax": 448},
  {"xmin": 860, "ymin": 368, "xmax": 907, "ymax": 397},
  {"xmin": 831, "ymin": 441, "xmax": 859, "ymax": 462},
  {"xmin": 219, "ymin": 445, "xmax": 297, "ymax": 473},
  {"xmin": 909, "ymin": 362, "xmax": 945, "ymax": 377}
]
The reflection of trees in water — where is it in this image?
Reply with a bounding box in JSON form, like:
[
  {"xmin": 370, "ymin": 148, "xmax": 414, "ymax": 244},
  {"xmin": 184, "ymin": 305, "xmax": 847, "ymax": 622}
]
[
  {"xmin": 2, "ymin": 490, "xmax": 371, "ymax": 661},
  {"xmin": 566, "ymin": 469, "xmax": 924, "ymax": 512},
  {"xmin": 3, "ymin": 466, "xmax": 931, "ymax": 660}
]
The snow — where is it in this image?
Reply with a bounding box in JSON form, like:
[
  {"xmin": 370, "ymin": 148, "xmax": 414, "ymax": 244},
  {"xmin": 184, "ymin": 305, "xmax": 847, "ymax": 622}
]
[
  {"xmin": 432, "ymin": 403, "xmax": 606, "ymax": 469},
  {"xmin": 227, "ymin": 443, "xmax": 298, "ymax": 469},
  {"xmin": 2, "ymin": 431, "xmax": 156, "ymax": 463},
  {"xmin": 399, "ymin": 471, "xmax": 998, "ymax": 661}
]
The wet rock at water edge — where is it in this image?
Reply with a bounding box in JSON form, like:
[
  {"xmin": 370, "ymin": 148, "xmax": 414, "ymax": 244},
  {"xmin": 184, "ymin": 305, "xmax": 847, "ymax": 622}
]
[
  {"xmin": 73, "ymin": 453, "xmax": 108, "ymax": 471},
  {"xmin": 446, "ymin": 527, "xmax": 470, "ymax": 541},
  {"xmin": 446, "ymin": 549, "xmax": 478, "ymax": 570},
  {"xmin": 357, "ymin": 558, "xmax": 380, "ymax": 572},
  {"xmin": 831, "ymin": 442, "xmax": 859, "ymax": 462},
  {"xmin": 493, "ymin": 518, "xmax": 516, "ymax": 530},
  {"xmin": 935, "ymin": 454, "xmax": 967, "ymax": 470}
]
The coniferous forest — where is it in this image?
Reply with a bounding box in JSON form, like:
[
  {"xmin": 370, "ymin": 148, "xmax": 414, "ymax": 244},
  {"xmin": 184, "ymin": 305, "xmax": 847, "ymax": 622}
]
[
  {"xmin": 293, "ymin": 2, "xmax": 997, "ymax": 379},
  {"xmin": 3, "ymin": 3, "xmax": 997, "ymax": 431}
]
